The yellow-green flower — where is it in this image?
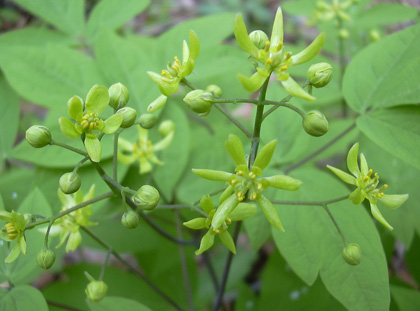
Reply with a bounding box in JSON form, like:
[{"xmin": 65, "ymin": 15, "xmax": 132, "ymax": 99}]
[
  {"xmin": 118, "ymin": 122, "xmax": 175, "ymax": 174},
  {"xmin": 193, "ymin": 134, "xmax": 302, "ymax": 232},
  {"xmin": 59, "ymin": 85, "xmax": 123, "ymax": 162},
  {"xmin": 234, "ymin": 7, "xmax": 325, "ymax": 100},
  {"xmin": 0, "ymin": 210, "xmax": 30, "ymax": 263},
  {"xmin": 148, "ymin": 30, "xmax": 200, "ymax": 100},
  {"xmin": 327, "ymin": 143, "xmax": 409, "ymax": 230},
  {"xmin": 314, "ymin": 0, "xmax": 354, "ymax": 23},
  {"xmin": 184, "ymin": 195, "xmax": 257, "ymax": 255},
  {"xmin": 43, "ymin": 186, "xmax": 97, "ymax": 253}
]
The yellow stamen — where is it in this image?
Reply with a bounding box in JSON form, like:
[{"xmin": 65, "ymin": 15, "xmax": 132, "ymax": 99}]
[
  {"xmin": 249, "ymin": 172, "xmax": 256, "ymax": 179},
  {"xmin": 214, "ymin": 229, "xmax": 220, "ymax": 234},
  {"xmin": 226, "ymin": 218, "xmax": 232, "ymax": 225},
  {"xmin": 257, "ymin": 183, "xmax": 263, "ymax": 191},
  {"xmin": 237, "ymin": 170, "xmax": 243, "ymax": 176},
  {"xmin": 280, "ymin": 65, "xmax": 288, "ymax": 71},
  {"xmin": 250, "ymin": 193, "xmax": 257, "ymax": 200},
  {"xmin": 284, "ymin": 52, "xmax": 292, "ymax": 60},
  {"xmin": 276, "ymin": 42, "xmax": 283, "ymax": 51},
  {"xmin": 264, "ymin": 41, "xmax": 270, "ymax": 52},
  {"xmin": 266, "ymin": 58, "xmax": 273, "ymax": 65}
]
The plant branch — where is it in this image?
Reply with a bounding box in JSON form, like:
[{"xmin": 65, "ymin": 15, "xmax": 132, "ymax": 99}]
[
  {"xmin": 46, "ymin": 300, "xmax": 84, "ymax": 311},
  {"xmin": 50, "ymin": 140, "xmax": 87, "ymax": 156},
  {"xmin": 113, "ymin": 132, "xmax": 119, "ymax": 181},
  {"xmin": 323, "ymin": 203, "xmax": 347, "ymax": 245},
  {"xmin": 271, "ymin": 195, "xmax": 348, "ymax": 206},
  {"xmin": 214, "ymin": 104, "xmax": 252, "ymax": 138}
]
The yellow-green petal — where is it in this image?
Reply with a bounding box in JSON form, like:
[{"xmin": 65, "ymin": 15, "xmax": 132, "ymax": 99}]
[
  {"xmin": 359, "ymin": 153, "xmax": 369, "ymax": 176},
  {"xmin": 189, "ymin": 30, "xmax": 200, "ymax": 60},
  {"xmin": 85, "ymin": 136, "xmax": 102, "ymax": 162},
  {"xmin": 379, "ymin": 194, "xmax": 409, "ymax": 210},
  {"xmin": 237, "ymin": 71, "xmax": 268, "ymax": 92},
  {"xmin": 253, "ymin": 139, "xmax": 277, "ymax": 173},
  {"xmin": 281, "ymin": 76, "xmax": 315, "ymax": 101},
  {"xmin": 257, "ymin": 195, "xmax": 284, "ymax": 232},
  {"xmin": 59, "ymin": 117, "xmax": 80, "ymax": 139},
  {"xmin": 370, "ymin": 203, "xmax": 393, "ymax": 230},
  {"xmin": 270, "ymin": 7, "xmax": 284, "ymax": 48},
  {"xmin": 5, "ymin": 243, "xmax": 21, "ymax": 263},
  {"xmin": 219, "ymin": 231, "xmax": 236, "ymax": 254},
  {"xmin": 192, "ymin": 169, "xmax": 233, "ymax": 182},
  {"xmin": 67, "ymin": 95, "xmax": 84, "ymax": 121},
  {"xmin": 212, "ymin": 193, "xmax": 240, "ymax": 230},
  {"xmin": 234, "ymin": 13, "xmax": 259, "ymax": 58},
  {"xmin": 224, "ymin": 134, "xmax": 247, "ymax": 167},
  {"xmin": 183, "ymin": 218, "xmax": 207, "ymax": 230},
  {"xmin": 265, "ymin": 175, "xmax": 302, "ymax": 191},
  {"xmin": 200, "ymin": 195, "xmax": 214, "ymax": 214},
  {"xmin": 327, "ymin": 165, "xmax": 356, "ymax": 185},
  {"xmin": 85, "ymin": 85, "xmax": 109, "ymax": 115},
  {"xmin": 147, "ymin": 95, "xmax": 168, "ymax": 112},
  {"xmin": 229, "ymin": 203, "xmax": 257, "ymax": 221},
  {"xmin": 347, "ymin": 143, "xmax": 360, "ymax": 177},
  {"xmin": 102, "ymin": 113, "xmax": 122, "ymax": 134},
  {"xmin": 66, "ymin": 230, "xmax": 82, "ymax": 252},
  {"xmin": 195, "ymin": 231, "xmax": 215, "ymax": 255},
  {"xmin": 291, "ymin": 32, "xmax": 325, "ymax": 66}
]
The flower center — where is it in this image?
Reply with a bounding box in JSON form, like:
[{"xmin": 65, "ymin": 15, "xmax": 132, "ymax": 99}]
[
  {"xmin": 358, "ymin": 169, "xmax": 388, "ymax": 199},
  {"xmin": 133, "ymin": 139, "xmax": 154, "ymax": 158},
  {"xmin": 230, "ymin": 170, "xmax": 263, "ymax": 201},
  {"xmin": 161, "ymin": 56, "xmax": 181, "ymax": 82},
  {"xmin": 3, "ymin": 223, "xmax": 18, "ymax": 240},
  {"xmin": 81, "ymin": 112, "xmax": 100, "ymax": 130}
]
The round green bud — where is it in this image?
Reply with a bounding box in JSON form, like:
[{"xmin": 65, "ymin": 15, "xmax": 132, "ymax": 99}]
[
  {"xmin": 183, "ymin": 90, "xmax": 214, "ymax": 114},
  {"xmin": 339, "ymin": 28, "xmax": 349, "ymax": 39},
  {"xmin": 158, "ymin": 120, "xmax": 175, "ymax": 137},
  {"xmin": 59, "ymin": 172, "xmax": 81, "ymax": 194},
  {"xmin": 37, "ymin": 249, "xmax": 56, "ymax": 270},
  {"xmin": 369, "ymin": 29, "xmax": 381, "ymax": 42},
  {"xmin": 342, "ymin": 243, "xmax": 362, "ymax": 266},
  {"xmin": 302, "ymin": 110, "xmax": 329, "ymax": 137},
  {"xmin": 121, "ymin": 211, "xmax": 139, "ymax": 229},
  {"xmin": 139, "ymin": 113, "xmax": 157, "ymax": 129},
  {"xmin": 85, "ymin": 281, "xmax": 108, "ymax": 303},
  {"xmin": 109, "ymin": 82, "xmax": 129, "ymax": 110},
  {"xmin": 206, "ymin": 85, "xmax": 222, "ymax": 98},
  {"xmin": 249, "ymin": 30, "xmax": 269, "ymax": 49},
  {"xmin": 133, "ymin": 185, "xmax": 160, "ymax": 210},
  {"xmin": 307, "ymin": 63, "xmax": 333, "ymax": 88},
  {"xmin": 26, "ymin": 125, "xmax": 52, "ymax": 148},
  {"xmin": 116, "ymin": 107, "xmax": 137, "ymax": 128}
]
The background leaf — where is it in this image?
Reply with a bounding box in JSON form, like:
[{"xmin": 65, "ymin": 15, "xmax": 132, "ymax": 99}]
[
  {"xmin": 0, "ymin": 285, "xmax": 48, "ymax": 311},
  {"xmin": 391, "ymin": 285, "xmax": 420, "ymax": 311},
  {"xmin": 87, "ymin": 296, "xmax": 152, "ymax": 311}
]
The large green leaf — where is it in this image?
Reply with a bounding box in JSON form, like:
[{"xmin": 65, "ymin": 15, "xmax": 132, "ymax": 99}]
[
  {"xmin": 343, "ymin": 24, "xmax": 420, "ymax": 113},
  {"xmin": 0, "ymin": 75, "xmax": 19, "ymax": 162},
  {"xmin": 243, "ymin": 207, "xmax": 271, "ymax": 251},
  {"xmin": 12, "ymin": 0, "xmax": 84, "ymax": 36},
  {"xmin": 87, "ymin": 0, "xmax": 150, "ymax": 41},
  {"xmin": 153, "ymin": 103, "xmax": 190, "ymax": 201},
  {"xmin": 355, "ymin": 4, "xmax": 418, "ymax": 29},
  {"xmin": 391, "ymin": 286, "xmax": 420, "ymax": 311},
  {"xmin": 272, "ymin": 169, "xmax": 389, "ymax": 311},
  {"xmin": 88, "ymin": 296, "xmax": 152, "ymax": 311},
  {"xmin": 0, "ymin": 45, "xmax": 104, "ymax": 108},
  {"xmin": 356, "ymin": 105, "xmax": 420, "ymax": 171},
  {"xmin": 0, "ymin": 285, "xmax": 48, "ymax": 311}
]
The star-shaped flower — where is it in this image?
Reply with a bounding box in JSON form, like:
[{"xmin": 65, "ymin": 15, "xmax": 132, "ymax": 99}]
[
  {"xmin": 327, "ymin": 143, "xmax": 409, "ymax": 230},
  {"xmin": 234, "ymin": 7, "xmax": 325, "ymax": 100},
  {"xmin": 0, "ymin": 210, "xmax": 30, "ymax": 263}
]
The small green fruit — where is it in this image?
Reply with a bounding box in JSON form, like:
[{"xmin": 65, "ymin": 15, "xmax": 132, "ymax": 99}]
[
  {"xmin": 343, "ymin": 243, "xmax": 362, "ymax": 266},
  {"xmin": 307, "ymin": 62, "xmax": 333, "ymax": 88},
  {"xmin": 85, "ymin": 281, "xmax": 108, "ymax": 303},
  {"xmin": 109, "ymin": 83, "xmax": 129, "ymax": 110},
  {"xmin": 59, "ymin": 172, "xmax": 81, "ymax": 194},
  {"xmin": 183, "ymin": 90, "xmax": 214, "ymax": 113},
  {"xmin": 121, "ymin": 211, "xmax": 140, "ymax": 229},
  {"xmin": 37, "ymin": 249, "xmax": 56, "ymax": 270},
  {"xmin": 116, "ymin": 107, "xmax": 137, "ymax": 128},
  {"xmin": 26, "ymin": 125, "xmax": 52, "ymax": 148},
  {"xmin": 249, "ymin": 30, "xmax": 269, "ymax": 49},
  {"xmin": 139, "ymin": 113, "xmax": 157, "ymax": 129},
  {"xmin": 302, "ymin": 110, "xmax": 329, "ymax": 137},
  {"xmin": 133, "ymin": 185, "xmax": 160, "ymax": 210}
]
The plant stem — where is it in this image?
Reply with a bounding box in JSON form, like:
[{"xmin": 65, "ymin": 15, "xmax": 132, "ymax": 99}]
[
  {"xmin": 214, "ymin": 104, "xmax": 252, "ymax": 138},
  {"xmin": 182, "ymin": 79, "xmax": 196, "ymax": 90},
  {"xmin": 271, "ymin": 195, "xmax": 348, "ymax": 206},
  {"xmin": 113, "ymin": 132, "xmax": 119, "ymax": 181},
  {"xmin": 202, "ymin": 251, "xmax": 220, "ymax": 293},
  {"xmin": 213, "ymin": 98, "xmax": 259, "ymax": 105},
  {"xmin": 50, "ymin": 140, "xmax": 87, "ymax": 156},
  {"xmin": 81, "ymin": 226, "xmax": 184, "ymax": 311},
  {"xmin": 99, "ymin": 250, "xmax": 112, "ymax": 281},
  {"xmin": 73, "ymin": 155, "xmax": 89, "ymax": 173},
  {"xmin": 338, "ymin": 18, "xmax": 347, "ymax": 117},
  {"xmin": 44, "ymin": 220, "xmax": 54, "ymax": 249},
  {"xmin": 25, "ymin": 192, "xmax": 115, "ymax": 230},
  {"xmin": 323, "ymin": 204, "xmax": 347, "ymax": 245},
  {"xmin": 46, "ymin": 300, "xmax": 84, "ymax": 311},
  {"xmin": 284, "ymin": 122, "xmax": 356, "ymax": 174}
]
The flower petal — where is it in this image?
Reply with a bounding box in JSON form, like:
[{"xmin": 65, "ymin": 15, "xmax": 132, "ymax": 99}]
[
  {"xmin": 102, "ymin": 113, "xmax": 122, "ymax": 134},
  {"xmin": 189, "ymin": 30, "xmax": 200, "ymax": 60},
  {"xmin": 265, "ymin": 175, "xmax": 302, "ymax": 191},
  {"xmin": 211, "ymin": 193, "xmax": 239, "ymax": 230},
  {"xmin": 5, "ymin": 243, "xmax": 21, "ymax": 263},
  {"xmin": 270, "ymin": 7, "xmax": 284, "ymax": 48},
  {"xmin": 327, "ymin": 165, "xmax": 356, "ymax": 185},
  {"xmin": 67, "ymin": 96, "xmax": 84, "ymax": 121},
  {"xmin": 379, "ymin": 194, "xmax": 409, "ymax": 210},
  {"xmin": 281, "ymin": 76, "xmax": 315, "ymax": 101},
  {"xmin": 253, "ymin": 139, "xmax": 277, "ymax": 173},
  {"xmin": 85, "ymin": 136, "xmax": 102, "ymax": 162},
  {"xmin": 229, "ymin": 203, "xmax": 257, "ymax": 221},
  {"xmin": 183, "ymin": 218, "xmax": 207, "ymax": 230},
  {"xmin": 147, "ymin": 95, "xmax": 168, "ymax": 112},
  {"xmin": 234, "ymin": 13, "xmax": 259, "ymax": 58},
  {"xmin": 66, "ymin": 230, "xmax": 82, "ymax": 252},
  {"xmin": 85, "ymin": 85, "xmax": 109, "ymax": 114},
  {"xmin": 237, "ymin": 71, "xmax": 268, "ymax": 92},
  {"xmin": 59, "ymin": 117, "xmax": 80, "ymax": 139},
  {"xmin": 195, "ymin": 231, "xmax": 215, "ymax": 255},
  {"xmin": 219, "ymin": 230, "xmax": 236, "ymax": 254},
  {"xmin": 370, "ymin": 203, "xmax": 393, "ymax": 230},
  {"xmin": 347, "ymin": 143, "xmax": 360, "ymax": 177},
  {"xmin": 192, "ymin": 169, "xmax": 233, "ymax": 182},
  {"xmin": 257, "ymin": 195, "xmax": 284, "ymax": 232},
  {"xmin": 359, "ymin": 153, "xmax": 369, "ymax": 176},
  {"xmin": 291, "ymin": 32, "xmax": 325, "ymax": 66},
  {"xmin": 224, "ymin": 134, "xmax": 247, "ymax": 167},
  {"xmin": 200, "ymin": 195, "xmax": 214, "ymax": 215}
]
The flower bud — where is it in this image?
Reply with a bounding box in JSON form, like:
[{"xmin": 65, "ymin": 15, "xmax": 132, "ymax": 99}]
[
  {"xmin": 369, "ymin": 29, "xmax": 380, "ymax": 42},
  {"xmin": 109, "ymin": 83, "xmax": 129, "ymax": 110},
  {"xmin": 158, "ymin": 120, "xmax": 175, "ymax": 136},
  {"xmin": 302, "ymin": 110, "xmax": 329, "ymax": 137},
  {"xmin": 206, "ymin": 84, "xmax": 222, "ymax": 98},
  {"xmin": 37, "ymin": 249, "xmax": 56, "ymax": 270},
  {"xmin": 116, "ymin": 107, "xmax": 137, "ymax": 128},
  {"xmin": 339, "ymin": 28, "xmax": 349, "ymax": 39},
  {"xmin": 183, "ymin": 90, "xmax": 214, "ymax": 114},
  {"xmin": 307, "ymin": 63, "xmax": 333, "ymax": 88},
  {"xmin": 121, "ymin": 211, "xmax": 139, "ymax": 229},
  {"xmin": 342, "ymin": 243, "xmax": 362, "ymax": 266},
  {"xmin": 26, "ymin": 125, "xmax": 52, "ymax": 148},
  {"xmin": 133, "ymin": 185, "xmax": 160, "ymax": 210},
  {"xmin": 139, "ymin": 113, "xmax": 157, "ymax": 129},
  {"xmin": 249, "ymin": 30, "xmax": 269, "ymax": 49},
  {"xmin": 59, "ymin": 172, "xmax": 81, "ymax": 194},
  {"xmin": 85, "ymin": 281, "xmax": 108, "ymax": 303}
]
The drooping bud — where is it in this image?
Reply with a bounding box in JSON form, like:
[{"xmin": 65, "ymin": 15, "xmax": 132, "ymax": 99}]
[
  {"xmin": 139, "ymin": 113, "xmax": 157, "ymax": 129},
  {"xmin": 109, "ymin": 83, "xmax": 129, "ymax": 110},
  {"xmin": 205, "ymin": 85, "xmax": 222, "ymax": 98},
  {"xmin": 302, "ymin": 110, "xmax": 329, "ymax": 137},
  {"xmin": 342, "ymin": 243, "xmax": 362, "ymax": 266},
  {"xmin": 307, "ymin": 63, "xmax": 333, "ymax": 88},
  {"xmin": 249, "ymin": 30, "xmax": 269, "ymax": 49},
  {"xmin": 116, "ymin": 107, "xmax": 137, "ymax": 128},
  {"xmin": 121, "ymin": 211, "xmax": 139, "ymax": 229},
  {"xmin": 158, "ymin": 120, "xmax": 175, "ymax": 136},
  {"xmin": 37, "ymin": 249, "xmax": 56, "ymax": 270},
  {"xmin": 26, "ymin": 125, "xmax": 52, "ymax": 148},
  {"xmin": 85, "ymin": 280, "xmax": 108, "ymax": 303},
  {"xmin": 133, "ymin": 185, "xmax": 160, "ymax": 210},
  {"xmin": 183, "ymin": 90, "xmax": 214, "ymax": 114},
  {"xmin": 147, "ymin": 95, "xmax": 167, "ymax": 112},
  {"xmin": 59, "ymin": 172, "xmax": 81, "ymax": 194}
]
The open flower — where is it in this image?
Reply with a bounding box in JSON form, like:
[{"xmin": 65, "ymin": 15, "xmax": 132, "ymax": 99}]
[
  {"xmin": 184, "ymin": 195, "xmax": 256, "ymax": 255},
  {"xmin": 0, "ymin": 210, "xmax": 30, "ymax": 263},
  {"xmin": 148, "ymin": 30, "xmax": 200, "ymax": 103},
  {"xmin": 59, "ymin": 85, "xmax": 123, "ymax": 162},
  {"xmin": 234, "ymin": 7, "xmax": 325, "ymax": 100},
  {"xmin": 118, "ymin": 121, "xmax": 175, "ymax": 174},
  {"xmin": 193, "ymin": 134, "xmax": 302, "ymax": 232},
  {"xmin": 327, "ymin": 143, "xmax": 409, "ymax": 230},
  {"xmin": 43, "ymin": 186, "xmax": 97, "ymax": 253}
]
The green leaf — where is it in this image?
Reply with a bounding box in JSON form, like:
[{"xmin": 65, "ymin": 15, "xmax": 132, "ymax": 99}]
[
  {"xmin": 12, "ymin": 0, "xmax": 84, "ymax": 36},
  {"xmin": 391, "ymin": 286, "xmax": 420, "ymax": 311},
  {"xmin": 0, "ymin": 75, "xmax": 19, "ymax": 162},
  {"xmin": 356, "ymin": 105, "xmax": 420, "ymax": 170},
  {"xmin": 355, "ymin": 4, "xmax": 418, "ymax": 29},
  {"xmin": 0, "ymin": 45, "xmax": 105, "ymax": 108},
  {"xmin": 0, "ymin": 285, "xmax": 48, "ymax": 311},
  {"xmin": 243, "ymin": 207, "xmax": 271, "ymax": 251},
  {"xmin": 87, "ymin": 296, "xmax": 152, "ymax": 311},
  {"xmin": 86, "ymin": 0, "xmax": 150, "ymax": 41},
  {"xmin": 272, "ymin": 168, "xmax": 389, "ymax": 311},
  {"xmin": 343, "ymin": 24, "xmax": 420, "ymax": 113}
]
